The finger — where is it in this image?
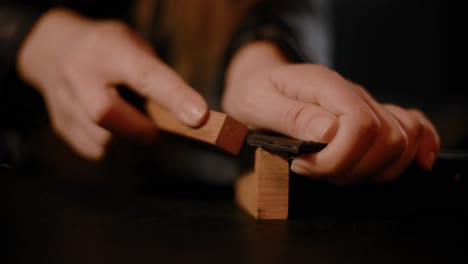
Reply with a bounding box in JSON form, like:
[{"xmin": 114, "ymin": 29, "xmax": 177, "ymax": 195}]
[
  {"xmin": 66, "ymin": 124, "xmax": 107, "ymax": 160},
  {"xmin": 369, "ymin": 104, "xmax": 425, "ymax": 183},
  {"xmin": 331, "ymin": 87, "xmax": 408, "ymax": 184},
  {"xmin": 269, "ymin": 65, "xmax": 381, "ymax": 177},
  {"xmin": 46, "ymin": 90, "xmax": 109, "ymax": 160},
  {"xmin": 115, "ymin": 51, "xmax": 208, "ymax": 127},
  {"xmin": 98, "ymin": 89, "xmax": 157, "ymax": 144},
  {"xmin": 234, "ymin": 88, "xmax": 339, "ymax": 143},
  {"xmin": 72, "ymin": 96, "xmax": 113, "ymax": 149},
  {"xmin": 71, "ymin": 80, "xmax": 156, "ymax": 144},
  {"xmin": 409, "ymin": 109, "xmax": 440, "ymax": 171},
  {"xmin": 76, "ymin": 114, "xmax": 112, "ymax": 151}
]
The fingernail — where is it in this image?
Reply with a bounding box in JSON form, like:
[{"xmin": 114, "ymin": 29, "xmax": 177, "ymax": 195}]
[
  {"xmin": 182, "ymin": 100, "xmax": 207, "ymax": 126},
  {"xmin": 290, "ymin": 163, "xmax": 310, "ymax": 176},
  {"xmin": 423, "ymin": 151, "xmax": 436, "ymax": 171},
  {"xmin": 311, "ymin": 116, "xmax": 337, "ymax": 143}
]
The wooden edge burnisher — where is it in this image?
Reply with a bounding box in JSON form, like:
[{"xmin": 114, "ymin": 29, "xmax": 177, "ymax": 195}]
[
  {"xmin": 146, "ymin": 101, "xmax": 249, "ymax": 155},
  {"xmin": 235, "ymin": 148, "xmax": 289, "ymax": 220}
]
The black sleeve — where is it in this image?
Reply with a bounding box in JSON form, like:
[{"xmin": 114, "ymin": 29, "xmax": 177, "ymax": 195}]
[
  {"xmin": 0, "ymin": 1, "xmax": 51, "ymax": 82},
  {"xmin": 225, "ymin": 0, "xmax": 314, "ymax": 67},
  {"xmin": 0, "ymin": 1, "xmax": 52, "ymax": 167},
  {"xmin": 0, "ymin": 1, "xmax": 54, "ymax": 132}
]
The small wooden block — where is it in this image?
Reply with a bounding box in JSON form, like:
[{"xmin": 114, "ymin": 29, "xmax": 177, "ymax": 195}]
[
  {"xmin": 146, "ymin": 101, "xmax": 248, "ymax": 155},
  {"xmin": 235, "ymin": 148, "xmax": 289, "ymax": 219}
]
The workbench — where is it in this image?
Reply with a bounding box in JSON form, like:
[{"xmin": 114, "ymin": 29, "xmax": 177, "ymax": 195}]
[{"xmin": 3, "ymin": 155, "xmax": 467, "ymax": 264}]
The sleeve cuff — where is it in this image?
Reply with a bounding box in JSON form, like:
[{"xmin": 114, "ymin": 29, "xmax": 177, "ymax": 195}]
[{"xmin": 228, "ymin": 23, "xmax": 309, "ymax": 64}]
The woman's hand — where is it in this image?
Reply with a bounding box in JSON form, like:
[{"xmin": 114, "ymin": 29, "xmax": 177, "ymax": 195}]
[
  {"xmin": 17, "ymin": 8, "xmax": 208, "ymax": 160},
  {"xmin": 223, "ymin": 41, "xmax": 439, "ymax": 184}
]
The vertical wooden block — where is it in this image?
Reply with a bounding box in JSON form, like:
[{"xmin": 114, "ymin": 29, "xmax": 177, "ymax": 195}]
[{"xmin": 235, "ymin": 148, "xmax": 289, "ymax": 219}]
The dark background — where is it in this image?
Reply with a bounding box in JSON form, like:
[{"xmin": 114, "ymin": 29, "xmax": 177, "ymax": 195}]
[{"xmin": 332, "ymin": 0, "xmax": 466, "ymax": 149}]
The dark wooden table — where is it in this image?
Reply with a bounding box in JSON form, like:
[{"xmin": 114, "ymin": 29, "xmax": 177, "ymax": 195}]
[{"xmin": 2, "ymin": 154, "xmax": 467, "ymax": 264}]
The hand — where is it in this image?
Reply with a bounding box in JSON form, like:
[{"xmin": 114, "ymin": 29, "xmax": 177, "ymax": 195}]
[
  {"xmin": 17, "ymin": 8, "xmax": 208, "ymax": 160},
  {"xmin": 223, "ymin": 41, "xmax": 439, "ymax": 184}
]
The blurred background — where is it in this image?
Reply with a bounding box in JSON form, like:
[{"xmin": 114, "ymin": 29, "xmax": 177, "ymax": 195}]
[{"xmin": 331, "ymin": 0, "xmax": 466, "ymax": 149}]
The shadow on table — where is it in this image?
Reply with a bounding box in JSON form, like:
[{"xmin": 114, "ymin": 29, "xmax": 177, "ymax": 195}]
[{"xmin": 290, "ymin": 152, "xmax": 468, "ymax": 218}]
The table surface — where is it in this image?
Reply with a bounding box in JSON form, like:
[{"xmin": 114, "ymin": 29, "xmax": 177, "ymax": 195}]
[{"xmin": 3, "ymin": 155, "xmax": 468, "ymax": 264}]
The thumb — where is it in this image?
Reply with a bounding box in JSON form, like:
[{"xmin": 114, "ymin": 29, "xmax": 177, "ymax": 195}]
[{"xmin": 239, "ymin": 91, "xmax": 338, "ymax": 143}]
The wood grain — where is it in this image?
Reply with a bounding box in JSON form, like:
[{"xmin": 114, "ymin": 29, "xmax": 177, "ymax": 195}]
[
  {"xmin": 146, "ymin": 101, "xmax": 248, "ymax": 155},
  {"xmin": 236, "ymin": 148, "xmax": 289, "ymax": 219}
]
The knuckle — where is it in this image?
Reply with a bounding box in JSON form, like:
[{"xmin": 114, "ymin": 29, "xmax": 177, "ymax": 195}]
[
  {"xmin": 82, "ymin": 20, "xmax": 131, "ymax": 51},
  {"xmin": 93, "ymin": 20, "xmax": 131, "ymax": 38},
  {"xmin": 408, "ymin": 116, "xmax": 425, "ymax": 139},
  {"xmin": 132, "ymin": 67, "xmax": 151, "ymax": 96},
  {"xmin": 302, "ymin": 63, "xmax": 328, "ymax": 73},
  {"xmin": 284, "ymin": 104, "xmax": 310, "ymax": 137},
  {"xmin": 310, "ymin": 64, "xmax": 343, "ymax": 80},
  {"xmin": 82, "ymin": 27, "xmax": 106, "ymax": 50},
  {"xmin": 387, "ymin": 128, "xmax": 408, "ymax": 156},
  {"xmin": 356, "ymin": 110, "xmax": 381, "ymax": 140}
]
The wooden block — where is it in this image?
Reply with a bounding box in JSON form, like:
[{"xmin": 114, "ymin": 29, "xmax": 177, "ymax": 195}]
[
  {"xmin": 235, "ymin": 148, "xmax": 289, "ymax": 219},
  {"xmin": 146, "ymin": 101, "xmax": 248, "ymax": 155}
]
